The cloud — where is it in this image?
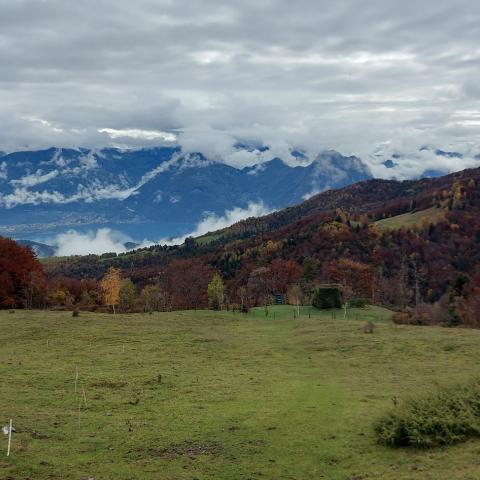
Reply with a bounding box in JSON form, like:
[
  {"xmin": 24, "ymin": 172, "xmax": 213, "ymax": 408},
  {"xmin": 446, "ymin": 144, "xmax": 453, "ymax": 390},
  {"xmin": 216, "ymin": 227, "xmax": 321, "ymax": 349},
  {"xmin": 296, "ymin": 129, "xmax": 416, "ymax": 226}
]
[
  {"xmin": 98, "ymin": 128, "xmax": 176, "ymax": 142},
  {"xmin": 0, "ymin": 151, "xmax": 190, "ymax": 208},
  {"xmin": 0, "ymin": 188, "xmax": 69, "ymax": 208},
  {"xmin": 0, "ymin": 0, "xmax": 479, "ymax": 176},
  {"xmin": 54, "ymin": 228, "xmax": 131, "ymax": 256},
  {"xmin": 159, "ymin": 201, "xmax": 272, "ymax": 245},
  {"xmin": 10, "ymin": 169, "xmax": 59, "ymax": 187},
  {"xmin": 51, "ymin": 202, "xmax": 272, "ymax": 255}
]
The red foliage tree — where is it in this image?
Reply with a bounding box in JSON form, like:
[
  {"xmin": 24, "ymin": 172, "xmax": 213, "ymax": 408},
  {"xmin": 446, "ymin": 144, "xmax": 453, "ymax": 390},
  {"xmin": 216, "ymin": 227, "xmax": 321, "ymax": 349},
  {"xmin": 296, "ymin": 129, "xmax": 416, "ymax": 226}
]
[
  {"xmin": 167, "ymin": 259, "xmax": 216, "ymax": 310},
  {"xmin": 269, "ymin": 258, "xmax": 302, "ymax": 293},
  {"xmin": 326, "ymin": 258, "xmax": 374, "ymax": 300},
  {"xmin": 0, "ymin": 237, "xmax": 47, "ymax": 308}
]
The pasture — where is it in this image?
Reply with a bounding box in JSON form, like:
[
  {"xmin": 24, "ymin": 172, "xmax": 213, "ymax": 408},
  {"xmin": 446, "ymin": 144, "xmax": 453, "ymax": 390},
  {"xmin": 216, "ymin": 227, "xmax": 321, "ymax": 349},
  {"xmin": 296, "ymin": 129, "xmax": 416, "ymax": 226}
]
[
  {"xmin": 1, "ymin": 306, "xmax": 480, "ymax": 479},
  {"xmin": 374, "ymin": 206, "xmax": 446, "ymax": 230}
]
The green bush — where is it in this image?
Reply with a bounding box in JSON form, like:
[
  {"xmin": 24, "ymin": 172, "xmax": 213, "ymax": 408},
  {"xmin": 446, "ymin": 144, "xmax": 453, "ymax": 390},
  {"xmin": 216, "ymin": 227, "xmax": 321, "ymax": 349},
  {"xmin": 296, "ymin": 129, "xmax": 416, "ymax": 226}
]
[
  {"xmin": 311, "ymin": 287, "xmax": 342, "ymax": 309},
  {"xmin": 349, "ymin": 297, "xmax": 368, "ymax": 308},
  {"xmin": 375, "ymin": 379, "xmax": 480, "ymax": 448}
]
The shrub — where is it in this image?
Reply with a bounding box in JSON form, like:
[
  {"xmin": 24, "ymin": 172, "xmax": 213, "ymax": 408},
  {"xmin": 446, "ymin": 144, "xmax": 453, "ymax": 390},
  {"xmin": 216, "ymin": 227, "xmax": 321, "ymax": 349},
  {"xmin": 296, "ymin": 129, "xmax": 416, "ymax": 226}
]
[
  {"xmin": 375, "ymin": 379, "xmax": 480, "ymax": 448},
  {"xmin": 349, "ymin": 297, "xmax": 369, "ymax": 308},
  {"xmin": 312, "ymin": 287, "xmax": 342, "ymax": 309},
  {"xmin": 363, "ymin": 321, "xmax": 375, "ymax": 333},
  {"xmin": 391, "ymin": 312, "xmax": 410, "ymax": 324}
]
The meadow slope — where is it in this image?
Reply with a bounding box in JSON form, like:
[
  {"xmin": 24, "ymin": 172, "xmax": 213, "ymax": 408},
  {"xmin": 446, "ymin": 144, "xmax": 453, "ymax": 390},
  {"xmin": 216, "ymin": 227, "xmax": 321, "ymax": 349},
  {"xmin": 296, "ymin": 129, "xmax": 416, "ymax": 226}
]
[{"xmin": 1, "ymin": 307, "xmax": 480, "ymax": 479}]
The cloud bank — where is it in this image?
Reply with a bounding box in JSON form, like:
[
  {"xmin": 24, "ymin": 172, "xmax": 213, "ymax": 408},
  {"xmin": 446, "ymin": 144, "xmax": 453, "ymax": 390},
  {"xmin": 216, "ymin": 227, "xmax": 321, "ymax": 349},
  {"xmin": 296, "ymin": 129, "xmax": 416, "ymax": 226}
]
[
  {"xmin": 54, "ymin": 228, "xmax": 132, "ymax": 256},
  {"xmin": 159, "ymin": 201, "xmax": 272, "ymax": 246},
  {"xmin": 0, "ymin": 0, "xmax": 479, "ymax": 177},
  {"xmin": 51, "ymin": 202, "xmax": 271, "ymax": 255}
]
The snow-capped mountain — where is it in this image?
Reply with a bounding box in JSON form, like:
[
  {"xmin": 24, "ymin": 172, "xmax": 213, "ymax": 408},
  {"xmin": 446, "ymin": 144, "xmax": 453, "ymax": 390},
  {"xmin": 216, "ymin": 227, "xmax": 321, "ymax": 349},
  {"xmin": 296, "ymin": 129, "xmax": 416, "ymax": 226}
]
[
  {"xmin": 369, "ymin": 144, "xmax": 480, "ymax": 180},
  {"xmin": 0, "ymin": 146, "xmax": 371, "ymax": 243}
]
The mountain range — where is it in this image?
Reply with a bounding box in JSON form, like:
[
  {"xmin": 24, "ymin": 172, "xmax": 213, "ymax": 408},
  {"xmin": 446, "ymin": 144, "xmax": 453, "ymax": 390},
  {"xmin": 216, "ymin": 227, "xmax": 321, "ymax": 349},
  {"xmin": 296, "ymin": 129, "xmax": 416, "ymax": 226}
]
[{"xmin": 0, "ymin": 146, "xmax": 371, "ymax": 246}]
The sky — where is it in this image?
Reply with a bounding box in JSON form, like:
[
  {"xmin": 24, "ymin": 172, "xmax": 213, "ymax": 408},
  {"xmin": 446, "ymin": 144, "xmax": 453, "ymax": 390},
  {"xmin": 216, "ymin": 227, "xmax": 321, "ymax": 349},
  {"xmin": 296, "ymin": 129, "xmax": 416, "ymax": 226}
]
[{"xmin": 1, "ymin": 0, "xmax": 480, "ymax": 175}]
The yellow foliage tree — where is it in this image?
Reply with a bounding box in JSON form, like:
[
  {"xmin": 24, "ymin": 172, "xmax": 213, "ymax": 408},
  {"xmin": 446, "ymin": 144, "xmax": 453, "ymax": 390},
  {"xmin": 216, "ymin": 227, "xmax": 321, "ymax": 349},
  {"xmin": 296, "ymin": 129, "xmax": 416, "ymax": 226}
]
[
  {"xmin": 207, "ymin": 273, "xmax": 224, "ymax": 310},
  {"xmin": 100, "ymin": 267, "xmax": 121, "ymax": 314}
]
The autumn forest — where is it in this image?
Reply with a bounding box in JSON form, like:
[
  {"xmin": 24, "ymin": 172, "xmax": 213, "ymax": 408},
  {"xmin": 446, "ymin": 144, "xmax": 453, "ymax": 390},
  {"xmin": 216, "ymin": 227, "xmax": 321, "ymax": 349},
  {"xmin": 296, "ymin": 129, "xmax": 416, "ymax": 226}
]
[{"xmin": 1, "ymin": 166, "xmax": 480, "ymax": 327}]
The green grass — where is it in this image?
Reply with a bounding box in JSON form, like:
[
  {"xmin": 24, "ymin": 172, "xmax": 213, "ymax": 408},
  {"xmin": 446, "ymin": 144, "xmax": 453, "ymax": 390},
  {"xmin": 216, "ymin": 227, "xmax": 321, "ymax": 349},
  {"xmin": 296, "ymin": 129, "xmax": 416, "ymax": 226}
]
[
  {"xmin": 375, "ymin": 206, "xmax": 446, "ymax": 230},
  {"xmin": 1, "ymin": 307, "xmax": 480, "ymax": 479},
  {"xmin": 194, "ymin": 232, "xmax": 223, "ymax": 245}
]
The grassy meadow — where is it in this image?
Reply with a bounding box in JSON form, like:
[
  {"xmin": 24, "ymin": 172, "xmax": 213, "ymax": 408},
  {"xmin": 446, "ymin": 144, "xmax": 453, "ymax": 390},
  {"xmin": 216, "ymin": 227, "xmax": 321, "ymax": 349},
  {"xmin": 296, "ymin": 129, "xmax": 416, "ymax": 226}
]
[
  {"xmin": 1, "ymin": 306, "xmax": 480, "ymax": 479},
  {"xmin": 374, "ymin": 206, "xmax": 446, "ymax": 230}
]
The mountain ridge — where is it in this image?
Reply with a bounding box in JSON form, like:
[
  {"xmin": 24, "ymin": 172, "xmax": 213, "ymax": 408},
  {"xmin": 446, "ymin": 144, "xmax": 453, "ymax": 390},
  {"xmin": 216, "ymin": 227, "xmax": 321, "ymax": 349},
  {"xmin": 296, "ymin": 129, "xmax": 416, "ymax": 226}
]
[{"xmin": 0, "ymin": 146, "xmax": 371, "ymax": 242}]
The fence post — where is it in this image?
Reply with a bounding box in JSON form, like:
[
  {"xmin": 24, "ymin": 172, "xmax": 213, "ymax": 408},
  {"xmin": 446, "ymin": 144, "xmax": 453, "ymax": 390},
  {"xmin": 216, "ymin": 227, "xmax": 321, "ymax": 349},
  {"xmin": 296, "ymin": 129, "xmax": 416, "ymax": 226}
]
[{"xmin": 6, "ymin": 419, "xmax": 12, "ymax": 457}]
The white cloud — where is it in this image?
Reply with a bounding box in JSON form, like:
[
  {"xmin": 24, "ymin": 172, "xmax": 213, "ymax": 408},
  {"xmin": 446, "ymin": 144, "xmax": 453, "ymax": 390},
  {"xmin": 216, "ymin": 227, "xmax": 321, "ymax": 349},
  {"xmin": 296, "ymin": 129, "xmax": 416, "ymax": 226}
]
[
  {"xmin": 159, "ymin": 201, "xmax": 272, "ymax": 245},
  {"xmin": 0, "ymin": 151, "xmax": 187, "ymax": 208},
  {"xmin": 302, "ymin": 188, "xmax": 322, "ymax": 201},
  {"xmin": 0, "ymin": 0, "xmax": 479, "ymax": 177},
  {"xmin": 98, "ymin": 128, "xmax": 177, "ymax": 142},
  {"xmin": 10, "ymin": 169, "xmax": 59, "ymax": 187},
  {"xmin": 0, "ymin": 188, "xmax": 68, "ymax": 208},
  {"xmin": 23, "ymin": 116, "xmax": 64, "ymax": 133},
  {"xmin": 367, "ymin": 142, "xmax": 480, "ymax": 180},
  {"xmin": 54, "ymin": 228, "xmax": 131, "ymax": 256}
]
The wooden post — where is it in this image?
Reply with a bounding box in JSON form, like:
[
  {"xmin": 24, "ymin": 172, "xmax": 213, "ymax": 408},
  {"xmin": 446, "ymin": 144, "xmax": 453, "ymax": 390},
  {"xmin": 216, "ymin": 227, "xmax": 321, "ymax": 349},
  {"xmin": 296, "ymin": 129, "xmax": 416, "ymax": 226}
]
[
  {"xmin": 6, "ymin": 419, "xmax": 12, "ymax": 457},
  {"xmin": 74, "ymin": 367, "xmax": 79, "ymax": 394}
]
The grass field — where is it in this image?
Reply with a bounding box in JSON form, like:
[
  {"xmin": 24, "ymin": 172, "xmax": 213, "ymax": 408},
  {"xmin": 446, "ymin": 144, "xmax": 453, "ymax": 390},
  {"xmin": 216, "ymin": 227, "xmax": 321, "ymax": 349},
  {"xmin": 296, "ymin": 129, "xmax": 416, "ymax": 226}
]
[
  {"xmin": 1, "ymin": 306, "xmax": 480, "ymax": 479},
  {"xmin": 194, "ymin": 232, "xmax": 224, "ymax": 246},
  {"xmin": 374, "ymin": 206, "xmax": 446, "ymax": 230}
]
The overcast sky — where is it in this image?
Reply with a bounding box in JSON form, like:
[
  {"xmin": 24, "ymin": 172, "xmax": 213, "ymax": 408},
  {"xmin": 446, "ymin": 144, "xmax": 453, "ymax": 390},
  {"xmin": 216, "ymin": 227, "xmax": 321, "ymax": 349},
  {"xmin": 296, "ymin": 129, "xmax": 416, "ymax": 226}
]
[{"xmin": 1, "ymin": 0, "xmax": 480, "ymax": 175}]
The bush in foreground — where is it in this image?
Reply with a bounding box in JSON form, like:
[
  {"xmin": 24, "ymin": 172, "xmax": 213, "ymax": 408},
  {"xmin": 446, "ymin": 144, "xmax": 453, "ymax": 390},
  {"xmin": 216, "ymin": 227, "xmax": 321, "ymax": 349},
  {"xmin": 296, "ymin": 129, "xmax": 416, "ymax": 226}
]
[{"xmin": 375, "ymin": 379, "xmax": 480, "ymax": 448}]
